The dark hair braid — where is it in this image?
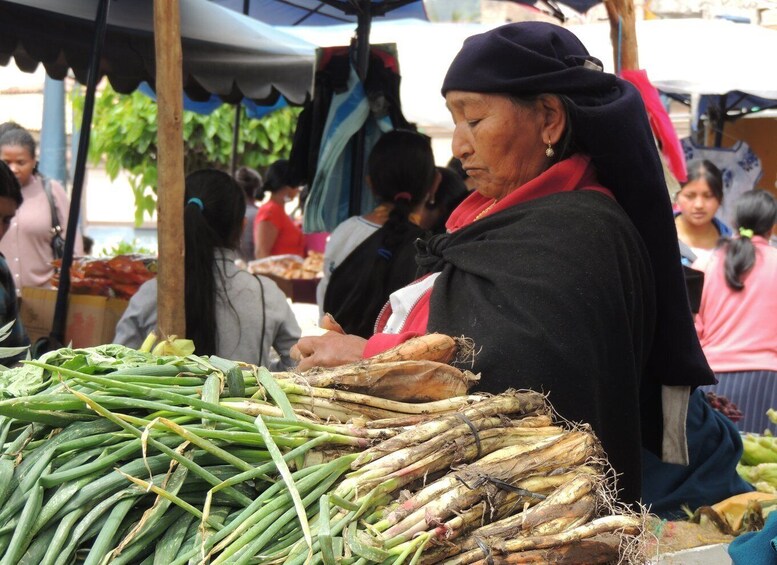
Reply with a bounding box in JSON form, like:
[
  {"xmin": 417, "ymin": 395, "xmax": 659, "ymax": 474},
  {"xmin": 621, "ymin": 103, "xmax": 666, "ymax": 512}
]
[
  {"xmin": 723, "ymin": 189, "xmax": 777, "ymax": 291},
  {"xmin": 367, "ymin": 129, "xmax": 435, "ymax": 258},
  {"xmin": 184, "ymin": 169, "xmax": 246, "ymax": 355}
]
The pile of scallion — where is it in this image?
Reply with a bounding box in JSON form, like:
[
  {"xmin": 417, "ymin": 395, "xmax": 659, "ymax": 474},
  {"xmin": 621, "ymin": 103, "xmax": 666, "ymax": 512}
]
[{"xmin": 0, "ymin": 335, "xmax": 645, "ymax": 564}]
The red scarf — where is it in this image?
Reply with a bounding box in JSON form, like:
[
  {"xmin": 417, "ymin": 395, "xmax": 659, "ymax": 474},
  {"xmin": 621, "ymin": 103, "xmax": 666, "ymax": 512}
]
[{"xmin": 446, "ymin": 154, "xmax": 611, "ymax": 232}]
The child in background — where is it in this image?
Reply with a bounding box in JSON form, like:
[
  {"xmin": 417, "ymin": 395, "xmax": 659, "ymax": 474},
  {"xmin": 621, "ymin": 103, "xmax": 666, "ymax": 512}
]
[
  {"xmin": 318, "ymin": 130, "xmax": 439, "ymax": 337},
  {"xmin": 0, "ymin": 161, "xmax": 30, "ymax": 364},
  {"xmin": 696, "ymin": 189, "xmax": 777, "ymax": 434},
  {"xmin": 674, "ymin": 159, "xmax": 731, "ymax": 267},
  {"xmin": 115, "ymin": 169, "xmax": 300, "ymax": 369}
]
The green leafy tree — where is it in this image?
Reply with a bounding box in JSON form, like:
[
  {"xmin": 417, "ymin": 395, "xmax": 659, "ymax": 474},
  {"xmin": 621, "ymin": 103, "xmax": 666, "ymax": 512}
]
[{"xmin": 75, "ymin": 82, "xmax": 301, "ymax": 225}]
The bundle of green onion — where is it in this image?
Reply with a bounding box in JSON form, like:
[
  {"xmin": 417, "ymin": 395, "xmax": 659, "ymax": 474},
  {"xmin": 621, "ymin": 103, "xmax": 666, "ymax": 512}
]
[{"xmin": 0, "ymin": 342, "xmax": 644, "ymax": 564}]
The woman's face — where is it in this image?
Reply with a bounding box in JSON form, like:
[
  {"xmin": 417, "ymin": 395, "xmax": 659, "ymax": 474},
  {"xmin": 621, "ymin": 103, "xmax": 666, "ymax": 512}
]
[
  {"xmin": 283, "ymin": 185, "xmax": 301, "ymax": 202},
  {"xmin": 0, "ymin": 144, "xmax": 35, "ymax": 187},
  {"xmin": 445, "ymin": 91, "xmax": 547, "ymax": 201},
  {"xmin": 676, "ymin": 178, "xmax": 721, "ymax": 228}
]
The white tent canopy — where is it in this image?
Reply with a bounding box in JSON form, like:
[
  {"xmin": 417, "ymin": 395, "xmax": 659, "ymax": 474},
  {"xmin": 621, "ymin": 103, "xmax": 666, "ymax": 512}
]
[
  {"xmin": 283, "ymin": 18, "xmax": 777, "ymax": 134},
  {"xmin": 567, "ymin": 18, "xmax": 777, "ymax": 102}
]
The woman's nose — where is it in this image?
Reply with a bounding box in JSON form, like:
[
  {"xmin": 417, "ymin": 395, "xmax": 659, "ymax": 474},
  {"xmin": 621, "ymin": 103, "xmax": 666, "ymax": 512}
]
[{"xmin": 451, "ymin": 125, "xmax": 472, "ymax": 161}]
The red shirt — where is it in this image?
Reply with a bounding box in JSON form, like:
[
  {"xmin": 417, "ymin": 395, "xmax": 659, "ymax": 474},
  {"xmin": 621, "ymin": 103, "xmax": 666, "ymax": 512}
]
[{"xmin": 254, "ymin": 200, "xmax": 305, "ymax": 257}]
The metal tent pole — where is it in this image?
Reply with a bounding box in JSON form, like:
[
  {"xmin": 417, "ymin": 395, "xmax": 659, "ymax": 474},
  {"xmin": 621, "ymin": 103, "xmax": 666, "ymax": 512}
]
[
  {"xmin": 49, "ymin": 0, "xmax": 110, "ymax": 347},
  {"xmin": 230, "ymin": 0, "xmax": 251, "ymax": 175},
  {"xmin": 347, "ymin": 2, "xmax": 372, "ymax": 216}
]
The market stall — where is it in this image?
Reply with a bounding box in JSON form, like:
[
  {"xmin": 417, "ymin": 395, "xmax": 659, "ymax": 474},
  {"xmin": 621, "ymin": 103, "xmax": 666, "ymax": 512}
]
[
  {"xmin": 0, "ymin": 334, "xmax": 649, "ymax": 563},
  {"xmin": 1, "ymin": 333, "xmax": 770, "ymax": 562},
  {"xmin": 1, "ymin": 5, "xmax": 773, "ymax": 563},
  {"xmin": 0, "ymin": 0, "xmax": 317, "ymax": 346}
]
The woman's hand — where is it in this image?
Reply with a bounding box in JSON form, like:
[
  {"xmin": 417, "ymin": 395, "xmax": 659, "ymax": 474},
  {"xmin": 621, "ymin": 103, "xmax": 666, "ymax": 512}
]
[
  {"xmin": 291, "ymin": 333, "xmax": 367, "ymax": 371},
  {"xmin": 290, "ymin": 314, "xmax": 367, "ymax": 371}
]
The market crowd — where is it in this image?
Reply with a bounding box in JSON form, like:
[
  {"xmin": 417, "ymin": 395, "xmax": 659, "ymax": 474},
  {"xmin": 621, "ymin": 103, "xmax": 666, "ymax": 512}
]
[{"xmin": 1, "ymin": 21, "xmax": 776, "ymax": 521}]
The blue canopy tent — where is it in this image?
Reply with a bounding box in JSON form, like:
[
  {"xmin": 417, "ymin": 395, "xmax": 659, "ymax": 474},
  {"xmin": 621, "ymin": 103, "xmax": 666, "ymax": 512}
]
[{"xmin": 0, "ymin": 0, "xmax": 316, "ymax": 349}]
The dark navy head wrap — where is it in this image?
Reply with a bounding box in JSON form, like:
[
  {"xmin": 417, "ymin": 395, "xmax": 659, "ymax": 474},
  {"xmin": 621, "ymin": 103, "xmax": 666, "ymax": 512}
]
[
  {"xmin": 442, "ymin": 21, "xmax": 610, "ymax": 98},
  {"xmin": 441, "ymin": 22, "xmax": 714, "ymax": 447}
]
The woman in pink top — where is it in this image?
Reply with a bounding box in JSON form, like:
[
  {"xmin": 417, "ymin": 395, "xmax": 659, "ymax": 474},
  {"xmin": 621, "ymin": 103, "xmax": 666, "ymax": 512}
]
[
  {"xmin": 696, "ymin": 189, "xmax": 777, "ymax": 433},
  {"xmin": 253, "ymin": 159, "xmax": 305, "ymax": 259},
  {"xmin": 0, "ymin": 126, "xmax": 83, "ymax": 295}
]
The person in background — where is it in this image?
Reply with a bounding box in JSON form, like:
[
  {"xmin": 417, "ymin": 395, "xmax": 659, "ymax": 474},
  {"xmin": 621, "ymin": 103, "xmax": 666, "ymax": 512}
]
[
  {"xmin": 0, "ymin": 161, "xmax": 29, "ymax": 364},
  {"xmin": 234, "ymin": 166, "xmax": 263, "ymax": 262},
  {"xmin": 318, "ymin": 130, "xmax": 439, "ymax": 337},
  {"xmin": 419, "ymin": 166, "xmax": 469, "ymax": 235},
  {"xmin": 0, "ymin": 121, "xmax": 23, "ymax": 140},
  {"xmin": 292, "ymin": 22, "xmax": 743, "ymax": 509},
  {"xmin": 115, "ymin": 169, "xmax": 301, "ymax": 369},
  {"xmin": 0, "ymin": 127, "xmax": 83, "ymax": 295},
  {"xmin": 253, "ymin": 159, "xmax": 305, "ymax": 259},
  {"xmin": 675, "ymin": 159, "xmax": 731, "ymax": 267},
  {"xmin": 82, "ymin": 235, "xmax": 94, "ymax": 256},
  {"xmin": 696, "ymin": 190, "xmax": 777, "ymax": 434}
]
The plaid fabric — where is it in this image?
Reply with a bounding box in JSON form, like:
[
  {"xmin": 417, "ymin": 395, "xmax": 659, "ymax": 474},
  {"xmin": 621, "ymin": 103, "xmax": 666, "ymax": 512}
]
[{"xmin": 0, "ymin": 254, "xmax": 30, "ymax": 365}]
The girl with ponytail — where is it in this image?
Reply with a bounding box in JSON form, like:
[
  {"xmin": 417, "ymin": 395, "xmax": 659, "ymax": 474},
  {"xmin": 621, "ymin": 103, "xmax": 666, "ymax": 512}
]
[
  {"xmin": 115, "ymin": 169, "xmax": 301, "ymax": 368},
  {"xmin": 696, "ymin": 189, "xmax": 777, "ymax": 433},
  {"xmin": 316, "ymin": 130, "xmax": 440, "ymax": 338}
]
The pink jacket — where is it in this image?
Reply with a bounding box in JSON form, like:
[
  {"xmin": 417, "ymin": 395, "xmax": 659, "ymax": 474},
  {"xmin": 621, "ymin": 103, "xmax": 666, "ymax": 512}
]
[
  {"xmin": 694, "ymin": 237, "xmax": 777, "ymax": 372},
  {"xmin": 0, "ymin": 175, "xmax": 83, "ymax": 295}
]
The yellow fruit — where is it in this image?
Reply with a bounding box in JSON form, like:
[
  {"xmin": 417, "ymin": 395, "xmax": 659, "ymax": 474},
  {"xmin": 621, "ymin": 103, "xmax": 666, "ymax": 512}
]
[
  {"xmin": 712, "ymin": 491, "xmax": 777, "ymax": 531},
  {"xmin": 151, "ymin": 336, "xmax": 195, "ymax": 357}
]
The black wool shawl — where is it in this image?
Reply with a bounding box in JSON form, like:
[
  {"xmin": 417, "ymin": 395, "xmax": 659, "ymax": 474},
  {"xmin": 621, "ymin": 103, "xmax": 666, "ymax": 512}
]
[{"xmin": 418, "ymin": 190, "xmax": 655, "ymax": 504}]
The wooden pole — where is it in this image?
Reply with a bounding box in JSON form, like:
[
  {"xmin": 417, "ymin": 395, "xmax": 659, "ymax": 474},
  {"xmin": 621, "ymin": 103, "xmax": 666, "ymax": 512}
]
[
  {"xmin": 154, "ymin": 0, "xmax": 186, "ymax": 338},
  {"xmin": 604, "ymin": 0, "xmax": 639, "ymax": 72}
]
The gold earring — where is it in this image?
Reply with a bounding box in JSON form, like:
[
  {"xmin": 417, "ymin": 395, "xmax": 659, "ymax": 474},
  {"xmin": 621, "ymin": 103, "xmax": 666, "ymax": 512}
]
[{"xmin": 545, "ymin": 140, "xmax": 555, "ymax": 159}]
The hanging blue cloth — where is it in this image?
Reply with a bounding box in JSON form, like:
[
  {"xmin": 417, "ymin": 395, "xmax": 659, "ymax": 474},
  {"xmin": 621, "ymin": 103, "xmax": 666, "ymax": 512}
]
[{"xmin": 302, "ymin": 65, "xmax": 391, "ymax": 233}]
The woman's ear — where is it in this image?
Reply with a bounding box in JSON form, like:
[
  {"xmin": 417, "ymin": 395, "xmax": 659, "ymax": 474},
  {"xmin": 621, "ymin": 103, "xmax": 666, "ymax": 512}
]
[{"xmin": 538, "ymin": 95, "xmax": 567, "ymax": 145}]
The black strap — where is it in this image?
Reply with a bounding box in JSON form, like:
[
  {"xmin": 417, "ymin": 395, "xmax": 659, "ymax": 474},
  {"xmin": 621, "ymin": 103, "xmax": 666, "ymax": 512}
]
[
  {"xmin": 254, "ymin": 274, "xmax": 266, "ymax": 368},
  {"xmin": 41, "ymin": 176, "xmax": 62, "ymax": 235}
]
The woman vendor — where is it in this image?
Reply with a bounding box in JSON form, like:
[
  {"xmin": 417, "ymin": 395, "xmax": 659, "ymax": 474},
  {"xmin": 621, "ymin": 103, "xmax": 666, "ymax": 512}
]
[{"xmin": 292, "ymin": 22, "xmax": 748, "ymax": 509}]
